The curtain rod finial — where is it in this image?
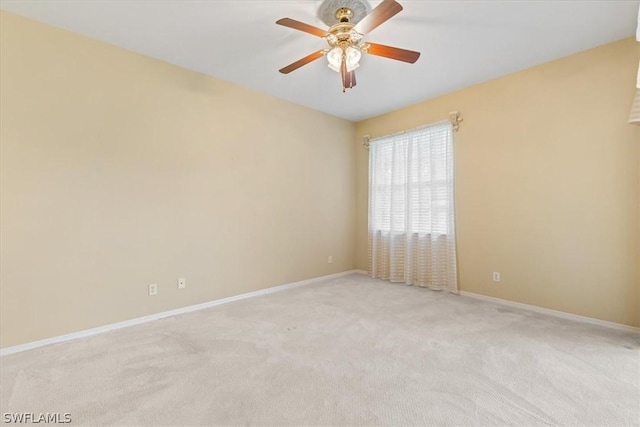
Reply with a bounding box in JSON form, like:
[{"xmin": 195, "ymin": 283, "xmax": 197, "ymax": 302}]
[
  {"xmin": 363, "ymin": 135, "xmax": 371, "ymax": 150},
  {"xmin": 449, "ymin": 111, "xmax": 463, "ymax": 132}
]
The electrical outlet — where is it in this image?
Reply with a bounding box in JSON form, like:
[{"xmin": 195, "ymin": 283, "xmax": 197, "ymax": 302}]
[
  {"xmin": 178, "ymin": 277, "xmax": 186, "ymax": 290},
  {"xmin": 492, "ymin": 272, "xmax": 501, "ymax": 282},
  {"xmin": 328, "ymin": 256, "xmax": 333, "ymax": 264},
  {"xmin": 148, "ymin": 283, "xmax": 158, "ymax": 296}
]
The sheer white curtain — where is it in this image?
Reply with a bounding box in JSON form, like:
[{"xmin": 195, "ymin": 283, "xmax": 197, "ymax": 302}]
[{"xmin": 368, "ymin": 121, "xmax": 457, "ymax": 292}]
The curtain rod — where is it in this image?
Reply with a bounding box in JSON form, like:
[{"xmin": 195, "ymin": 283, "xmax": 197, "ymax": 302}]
[{"xmin": 362, "ymin": 111, "xmax": 463, "ymax": 150}]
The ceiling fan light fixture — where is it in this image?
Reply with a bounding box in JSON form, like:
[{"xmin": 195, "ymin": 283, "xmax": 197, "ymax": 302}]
[
  {"xmin": 276, "ymin": 0, "xmax": 421, "ymax": 91},
  {"xmin": 327, "ymin": 47, "xmax": 343, "ymax": 72}
]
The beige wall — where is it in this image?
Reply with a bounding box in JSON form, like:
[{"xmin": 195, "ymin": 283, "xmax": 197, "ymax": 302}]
[
  {"xmin": 0, "ymin": 11, "xmax": 357, "ymax": 348},
  {"xmin": 2, "ymin": 11, "xmax": 638, "ymax": 349},
  {"xmin": 356, "ymin": 38, "xmax": 640, "ymax": 327}
]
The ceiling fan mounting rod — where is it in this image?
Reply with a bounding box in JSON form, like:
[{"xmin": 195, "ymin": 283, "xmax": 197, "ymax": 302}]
[{"xmin": 335, "ymin": 7, "xmax": 354, "ymax": 23}]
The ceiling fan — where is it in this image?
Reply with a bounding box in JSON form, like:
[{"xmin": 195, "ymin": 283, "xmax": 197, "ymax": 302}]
[{"xmin": 276, "ymin": 0, "xmax": 420, "ymax": 92}]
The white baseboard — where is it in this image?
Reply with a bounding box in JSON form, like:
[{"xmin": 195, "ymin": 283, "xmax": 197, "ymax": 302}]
[
  {"xmin": 459, "ymin": 291, "xmax": 640, "ymax": 334},
  {"xmin": 354, "ymin": 269, "xmax": 368, "ymax": 275},
  {"xmin": 0, "ymin": 270, "xmax": 359, "ymax": 357}
]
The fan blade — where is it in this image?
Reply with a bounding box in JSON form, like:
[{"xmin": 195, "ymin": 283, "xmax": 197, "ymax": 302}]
[
  {"xmin": 279, "ymin": 50, "xmax": 325, "ymax": 74},
  {"xmin": 353, "ymin": 0, "xmax": 403, "ymax": 35},
  {"xmin": 366, "ymin": 42, "xmax": 420, "ymax": 63},
  {"xmin": 276, "ymin": 18, "xmax": 329, "ymax": 38}
]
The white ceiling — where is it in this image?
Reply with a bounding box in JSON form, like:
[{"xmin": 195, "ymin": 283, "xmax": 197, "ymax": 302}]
[{"xmin": 1, "ymin": 0, "xmax": 638, "ymax": 121}]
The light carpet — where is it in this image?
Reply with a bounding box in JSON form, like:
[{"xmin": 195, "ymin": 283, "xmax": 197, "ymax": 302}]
[{"xmin": 1, "ymin": 274, "xmax": 638, "ymax": 426}]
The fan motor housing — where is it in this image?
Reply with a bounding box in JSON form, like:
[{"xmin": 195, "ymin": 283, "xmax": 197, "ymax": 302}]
[{"xmin": 328, "ymin": 23, "xmax": 355, "ymax": 44}]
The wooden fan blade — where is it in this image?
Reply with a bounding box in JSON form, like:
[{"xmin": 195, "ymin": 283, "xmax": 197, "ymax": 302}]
[
  {"xmin": 276, "ymin": 18, "xmax": 329, "ymax": 38},
  {"xmin": 366, "ymin": 42, "xmax": 420, "ymax": 63},
  {"xmin": 279, "ymin": 50, "xmax": 325, "ymax": 74},
  {"xmin": 353, "ymin": 0, "xmax": 403, "ymax": 35}
]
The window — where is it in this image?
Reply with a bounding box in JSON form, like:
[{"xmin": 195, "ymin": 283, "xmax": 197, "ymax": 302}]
[
  {"xmin": 367, "ymin": 121, "xmax": 457, "ymax": 291},
  {"xmin": 369, "ymin": 122, "xmax": 455, "ymax": 236}
]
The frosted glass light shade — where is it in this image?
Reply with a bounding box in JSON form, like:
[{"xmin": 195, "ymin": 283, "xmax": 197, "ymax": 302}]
[
  {"xmin": 345, "ymin": 47, "xmax": 361, "ymax": 72},
  {"xmin": 327, "ymin": 47, "xmax": 342, "ymax": 73}
]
